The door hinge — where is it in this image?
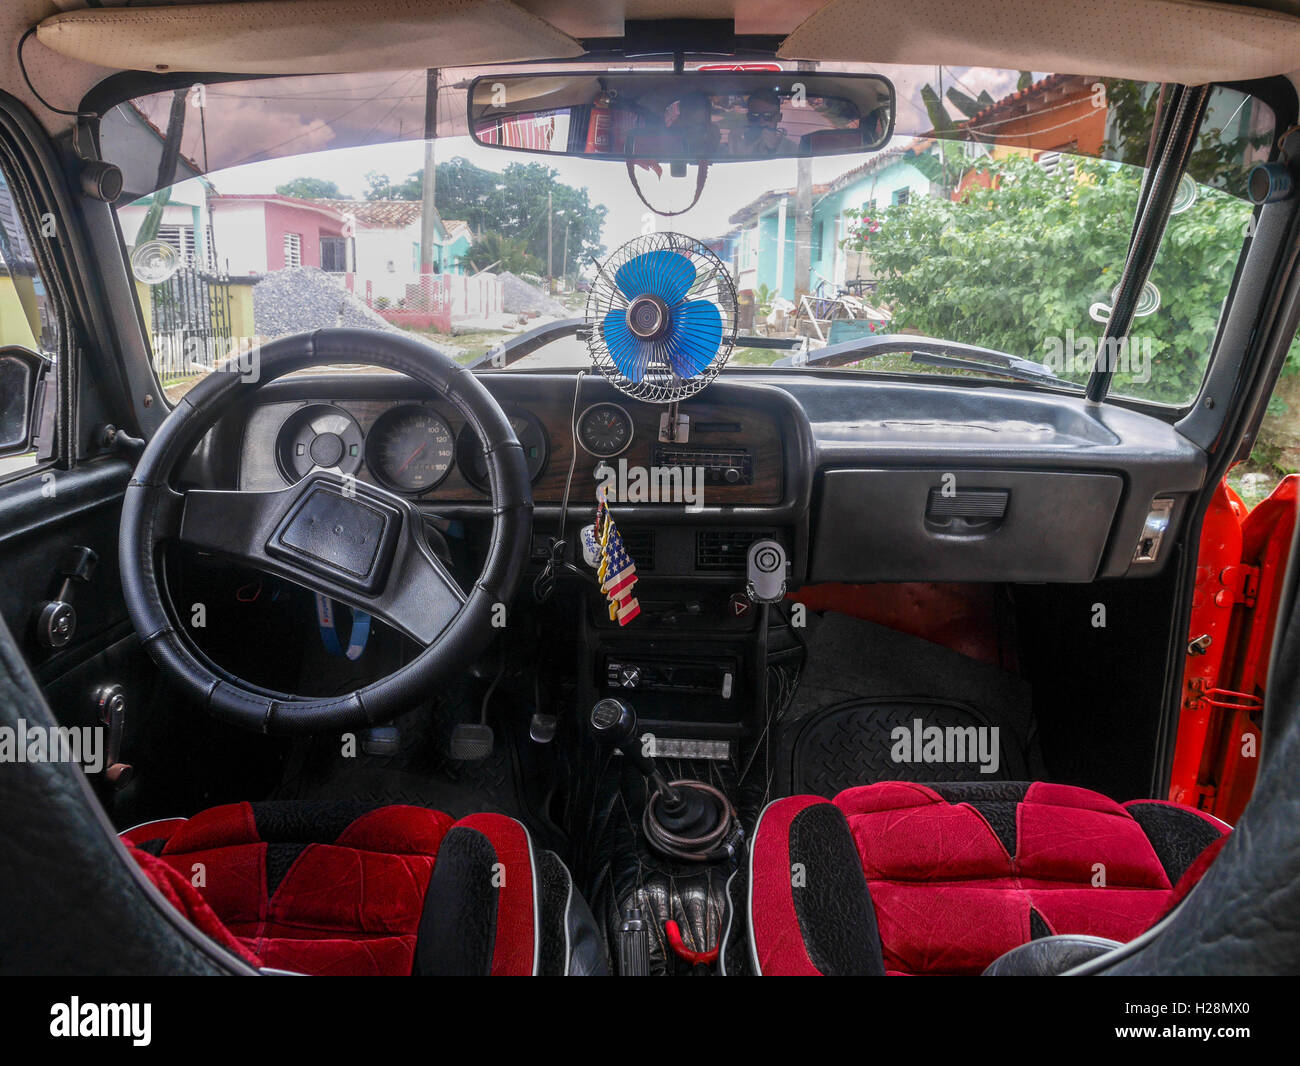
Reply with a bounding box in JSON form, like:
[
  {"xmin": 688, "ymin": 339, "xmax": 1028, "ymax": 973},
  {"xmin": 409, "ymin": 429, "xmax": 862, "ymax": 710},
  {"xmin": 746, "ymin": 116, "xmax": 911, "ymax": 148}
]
[{"xmin": 1216, "ymin": 563, "xmax": 1259, "ymax": 608}]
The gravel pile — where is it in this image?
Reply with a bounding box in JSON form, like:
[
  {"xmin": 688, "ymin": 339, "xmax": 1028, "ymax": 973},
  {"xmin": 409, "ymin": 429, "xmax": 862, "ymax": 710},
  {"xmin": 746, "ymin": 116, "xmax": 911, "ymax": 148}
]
[
  {"xmin": 497, "ymin": 271, "xmax": 568, "ymax": 317},
  {"xmin": 252, "ymin": 267, "xmax": 400, "ymax": 337}
]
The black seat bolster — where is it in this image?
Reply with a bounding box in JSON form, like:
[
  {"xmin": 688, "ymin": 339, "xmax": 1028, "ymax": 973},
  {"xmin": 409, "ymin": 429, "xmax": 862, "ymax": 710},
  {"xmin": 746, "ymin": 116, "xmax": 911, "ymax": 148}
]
[
  {"xmin": 536, "ymin": 849, "xmax": 609, "ymax": 976},
  {"xmin": 983, "ymin": 935, "xmax": 1123, "ymax": 976},
  {"xmin": 1123, "ymin": 801, "xmax": 1227, "ymax": 884},
  {"xmin": 767, "ymin": 801, "xmax": 887, "ymax": 976}
]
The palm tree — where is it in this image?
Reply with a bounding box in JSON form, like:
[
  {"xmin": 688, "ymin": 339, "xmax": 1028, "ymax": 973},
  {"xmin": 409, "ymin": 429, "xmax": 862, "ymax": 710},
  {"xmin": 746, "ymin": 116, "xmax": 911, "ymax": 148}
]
[{"xmin": 457, "ymin": 231, "xmax": 541, "ymax": 275}]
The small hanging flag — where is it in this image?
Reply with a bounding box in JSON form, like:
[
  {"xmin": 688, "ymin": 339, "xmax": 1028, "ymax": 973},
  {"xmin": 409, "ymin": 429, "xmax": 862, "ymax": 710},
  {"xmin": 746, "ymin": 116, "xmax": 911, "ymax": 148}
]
[{"xmin": 594, "ymin": 485, "xmax": 639, "ymax": 625}]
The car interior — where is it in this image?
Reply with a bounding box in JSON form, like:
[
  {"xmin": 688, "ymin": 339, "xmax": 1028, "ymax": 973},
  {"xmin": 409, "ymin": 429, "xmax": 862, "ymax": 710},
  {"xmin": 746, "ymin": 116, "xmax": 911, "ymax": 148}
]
[{"xmin": 3, "ymin": 0, "xmax": 1300, "ymax": 983}]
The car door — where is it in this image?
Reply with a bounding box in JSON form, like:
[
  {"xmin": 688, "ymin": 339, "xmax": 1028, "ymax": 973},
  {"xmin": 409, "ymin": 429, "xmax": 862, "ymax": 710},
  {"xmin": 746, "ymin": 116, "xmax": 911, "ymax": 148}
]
[
  {"xmin": 1172, "ymin": 395, "xmax": 1300, "ymax": 822},
  {"xmin": 0, "ymin": 95, "xmax": 149, "ymax": 793}
]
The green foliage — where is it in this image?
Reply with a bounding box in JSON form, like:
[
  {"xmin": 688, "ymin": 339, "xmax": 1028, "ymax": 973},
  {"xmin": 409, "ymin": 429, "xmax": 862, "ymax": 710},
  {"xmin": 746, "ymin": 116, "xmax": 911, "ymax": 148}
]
[
  {"xmin": 364, "ymin": 157, "xmax": 607, "ymax": 269},
  {"xmin": 1098, "ymin": 80, "xmax": 1270, "ymax": 200},
  {"xmin": 841, "ymin": 152, "xmax": 1253, "ymax": 403},
  {"xmin": 457, "ymin": 231, "xmax": 542, "ymax": 276},
  {"xmin": 275, "ymin": 177, "xmax": 342, "ymax": 199}
]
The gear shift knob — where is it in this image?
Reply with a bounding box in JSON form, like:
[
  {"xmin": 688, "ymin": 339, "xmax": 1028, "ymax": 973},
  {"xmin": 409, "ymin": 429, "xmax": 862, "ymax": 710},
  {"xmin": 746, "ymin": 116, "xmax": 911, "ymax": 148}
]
[
  {"xmin": 590, "ymin": 697, "xmax": 638, "ymax": 748},
  {"xmin": 589, "ymin": 698, "xmax": 678, "ymax": 802}
]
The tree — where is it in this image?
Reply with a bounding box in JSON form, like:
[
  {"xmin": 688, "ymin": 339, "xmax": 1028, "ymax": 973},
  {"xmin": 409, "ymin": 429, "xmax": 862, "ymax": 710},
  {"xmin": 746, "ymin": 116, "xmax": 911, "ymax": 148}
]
[
  {"xmin": 364, "ymin": 157, "xmax": 607, "ymax": 270},
  {"xmin": 457, "ymin": 231, "xmax": 542, "ymax": 275},
  {"xmin": 1098, "ymin": 80, "xmax": 1271, "ymax": 200},
  {"xmin": 841, "ymin": 152, "xmax": 1253, "ymax": 404},
  {"xmin": 363, "ymin": 170, "xmax": 420, "ymax": 201},
  {"xmin": 275, "ymin": 177, "xmax": 342, "ymax": 200}
]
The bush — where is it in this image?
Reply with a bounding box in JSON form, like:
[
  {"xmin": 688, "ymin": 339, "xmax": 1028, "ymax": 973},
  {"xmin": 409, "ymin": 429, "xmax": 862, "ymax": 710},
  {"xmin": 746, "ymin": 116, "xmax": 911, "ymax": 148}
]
[{"xmin": 842, "ymin": 153, "xmax": 1255, "ymax": 405}]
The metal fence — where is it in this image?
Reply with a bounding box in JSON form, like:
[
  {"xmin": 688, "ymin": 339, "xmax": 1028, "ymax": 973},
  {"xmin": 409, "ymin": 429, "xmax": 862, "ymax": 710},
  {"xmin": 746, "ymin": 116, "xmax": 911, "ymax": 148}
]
[{"xmin": 149, "ymin": 267, "xmax": 234, "ymax": 382}]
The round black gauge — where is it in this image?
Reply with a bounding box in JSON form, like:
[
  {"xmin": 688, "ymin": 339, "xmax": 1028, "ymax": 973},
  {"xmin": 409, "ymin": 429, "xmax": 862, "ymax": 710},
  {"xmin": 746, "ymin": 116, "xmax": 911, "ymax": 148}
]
[
  {"xmin": 366, "ymin": 406, "xmax": 456, "ymax": 494},
  {"xmin": 276, "ymin": 404, "xmax": 364, "ymax": 483},
  {"xmin": 456, "ymin": 409, "xmax": 549, "ymax": 491},
  {"xmin": 576, "ymin": 402, "xmax": 634, "ymax": 458}
]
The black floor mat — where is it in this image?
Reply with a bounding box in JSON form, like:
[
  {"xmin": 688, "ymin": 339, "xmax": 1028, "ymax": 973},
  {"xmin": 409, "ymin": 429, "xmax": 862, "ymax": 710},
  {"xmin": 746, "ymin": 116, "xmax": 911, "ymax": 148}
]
[
  {"xmin": 269, "ymin": 678, "xmax": 554, "ymax": 841},
  {"xmin": 778, "ymin": 612, "xmax": 1043, "ymax": 797},
  {"xmin": 792, "ymin": 697, "xmax": 1023, "ymax": 794}
]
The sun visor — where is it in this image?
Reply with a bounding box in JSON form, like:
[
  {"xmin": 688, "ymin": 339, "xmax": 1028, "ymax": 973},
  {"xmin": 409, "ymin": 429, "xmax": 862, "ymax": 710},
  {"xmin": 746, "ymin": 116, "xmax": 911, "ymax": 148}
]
[
  {"xmin": 36, "ymin": 0, "xmax": 583, "ymax": 75},
  {"xmin": 778, "ymin": 0, "xmax": 1300, "ymax": 84}
]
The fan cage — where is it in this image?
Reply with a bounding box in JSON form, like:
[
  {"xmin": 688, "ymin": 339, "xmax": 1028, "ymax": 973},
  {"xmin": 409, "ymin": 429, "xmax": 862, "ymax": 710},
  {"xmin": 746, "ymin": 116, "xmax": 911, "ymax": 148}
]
[{"xmin": 584, "ymin": 231, "xmax": 739, "ymax": 404}]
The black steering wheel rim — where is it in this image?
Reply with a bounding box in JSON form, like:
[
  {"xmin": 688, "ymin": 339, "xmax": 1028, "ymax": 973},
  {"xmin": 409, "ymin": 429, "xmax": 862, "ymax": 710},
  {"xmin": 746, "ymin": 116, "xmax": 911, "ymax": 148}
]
[{"xmin": 119, "ymin": 328, "xmax": 532, "ymax": 734}]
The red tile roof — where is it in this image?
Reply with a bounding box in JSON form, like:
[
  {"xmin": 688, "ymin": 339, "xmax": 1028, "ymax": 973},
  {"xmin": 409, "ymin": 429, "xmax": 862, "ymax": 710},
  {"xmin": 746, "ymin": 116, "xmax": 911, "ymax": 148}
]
[{"xmin": 321, "ymin": 199, "xmax": 424, "ymax": 227}]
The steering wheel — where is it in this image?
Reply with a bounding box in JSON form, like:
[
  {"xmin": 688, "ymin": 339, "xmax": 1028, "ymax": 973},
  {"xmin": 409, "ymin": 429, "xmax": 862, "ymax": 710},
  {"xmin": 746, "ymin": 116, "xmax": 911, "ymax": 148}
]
[{"xmin": 119, "ymin": 329, "xmax": 532, "ymax": 734}]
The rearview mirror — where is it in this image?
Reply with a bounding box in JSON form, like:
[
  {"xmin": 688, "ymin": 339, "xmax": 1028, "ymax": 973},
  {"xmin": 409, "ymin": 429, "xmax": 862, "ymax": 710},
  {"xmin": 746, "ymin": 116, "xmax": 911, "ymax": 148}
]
[
  {"xmin": 468, "ymin": 70, "xmax": 894, "ymax": 163},
  {"xmin": 0, "ymin": 346, "xmax": 51, "ymax": 460}
]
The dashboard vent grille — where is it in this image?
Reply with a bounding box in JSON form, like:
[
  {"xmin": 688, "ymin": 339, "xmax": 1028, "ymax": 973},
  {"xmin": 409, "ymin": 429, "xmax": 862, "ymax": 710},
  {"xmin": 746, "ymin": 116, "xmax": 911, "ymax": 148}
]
[
  {"xmin": 695, "ymin": 530, "xmax": 773, "ymax": 572},
  {"xmin": 620, "ymin": 528, "xmax": 656, "ymax": 571}
]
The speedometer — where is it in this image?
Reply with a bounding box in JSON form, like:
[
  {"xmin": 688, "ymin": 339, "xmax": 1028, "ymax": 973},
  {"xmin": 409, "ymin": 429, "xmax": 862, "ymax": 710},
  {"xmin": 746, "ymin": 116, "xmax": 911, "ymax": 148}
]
[{"xmin": 366, "ymin": 406, "xmax": 456, "ymax": 494}]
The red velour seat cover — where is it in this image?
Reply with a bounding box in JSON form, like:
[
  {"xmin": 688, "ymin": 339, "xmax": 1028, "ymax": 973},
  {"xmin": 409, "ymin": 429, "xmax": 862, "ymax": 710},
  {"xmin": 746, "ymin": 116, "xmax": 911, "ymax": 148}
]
[
  {"xmin": 749, "ymin": 781, "xmax": 1229, "ymax": 976},
  {"xmin": 121, "ymin": 802, "xmax": 538, "ymax": 976}
]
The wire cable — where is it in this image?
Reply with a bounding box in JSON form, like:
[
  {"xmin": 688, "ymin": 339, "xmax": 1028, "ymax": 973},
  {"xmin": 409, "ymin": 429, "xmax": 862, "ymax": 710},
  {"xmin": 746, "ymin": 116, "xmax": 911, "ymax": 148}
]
[
  {"xmin": 18, "ymin": 28, "xmax": 97, "ymax": 119},
  {"xmin": 533, "ymin": 369, "xmax": 586, "ymax": 602},
  {"xmin": 642, "ymin": 780, "xmax": 737, "ymax": 862}
]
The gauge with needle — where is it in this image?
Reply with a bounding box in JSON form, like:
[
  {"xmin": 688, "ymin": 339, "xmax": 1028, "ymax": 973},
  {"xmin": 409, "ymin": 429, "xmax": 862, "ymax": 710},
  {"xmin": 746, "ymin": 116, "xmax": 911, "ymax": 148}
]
[{"xmin": 366, "ymin": 406, "xmax": 456, "ymax": 494}]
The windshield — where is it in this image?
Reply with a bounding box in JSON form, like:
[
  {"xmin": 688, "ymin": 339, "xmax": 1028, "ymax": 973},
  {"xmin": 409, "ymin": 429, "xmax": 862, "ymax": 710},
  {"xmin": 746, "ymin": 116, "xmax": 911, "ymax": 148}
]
[{"xmin": 100, "ymin": 65, "xmax": 1274, "ymax": 407}]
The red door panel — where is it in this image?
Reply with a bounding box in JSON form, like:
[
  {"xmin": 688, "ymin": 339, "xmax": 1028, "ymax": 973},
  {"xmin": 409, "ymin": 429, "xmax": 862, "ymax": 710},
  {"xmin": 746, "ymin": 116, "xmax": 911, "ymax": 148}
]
[{"xmin": 1171, "ymin": 475, "xmax": 1296, "ymax": 821}]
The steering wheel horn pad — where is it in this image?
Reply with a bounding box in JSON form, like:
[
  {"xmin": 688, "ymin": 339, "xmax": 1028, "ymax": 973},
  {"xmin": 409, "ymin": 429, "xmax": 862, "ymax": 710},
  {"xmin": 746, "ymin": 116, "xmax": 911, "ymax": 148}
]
[{"xmin": 119, "ymin": 328, "xmax": 533, "ymax": 734}]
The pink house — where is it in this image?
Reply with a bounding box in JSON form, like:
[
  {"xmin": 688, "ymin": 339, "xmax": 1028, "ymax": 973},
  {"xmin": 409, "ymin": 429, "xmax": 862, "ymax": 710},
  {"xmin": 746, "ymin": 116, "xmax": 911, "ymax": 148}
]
[{"xmin": 208, "ymin": 194, "xmax": 350, "ymax": 276}]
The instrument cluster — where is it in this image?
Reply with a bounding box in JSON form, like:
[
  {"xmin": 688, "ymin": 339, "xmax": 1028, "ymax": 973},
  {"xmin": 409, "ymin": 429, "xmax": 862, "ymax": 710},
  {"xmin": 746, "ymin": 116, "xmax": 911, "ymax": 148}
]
[{"xmin": 274, "ymin": 402, "xmax": 548, "ymax": 496}]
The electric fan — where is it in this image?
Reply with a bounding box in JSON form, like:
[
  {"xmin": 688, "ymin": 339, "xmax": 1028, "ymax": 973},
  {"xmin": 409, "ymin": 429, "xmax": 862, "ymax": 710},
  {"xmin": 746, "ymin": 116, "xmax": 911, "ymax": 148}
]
[{"xmin": 585, "ymin": 232, "xmax": 738, "ymax": 403}]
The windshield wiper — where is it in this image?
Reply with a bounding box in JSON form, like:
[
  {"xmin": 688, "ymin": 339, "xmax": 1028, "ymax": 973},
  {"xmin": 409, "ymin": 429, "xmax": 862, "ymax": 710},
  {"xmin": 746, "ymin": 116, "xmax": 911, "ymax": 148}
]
[
  {"xmin": 466, "ymin": 317, "xmax": 587, "ymax": 371},
  {"xmin": 466, "ymin": 318, "xmax": 807, "ymax": 371},
  {"xmin": 772, "ymin": 334, "xmax": 1081, "ymax": 390}
]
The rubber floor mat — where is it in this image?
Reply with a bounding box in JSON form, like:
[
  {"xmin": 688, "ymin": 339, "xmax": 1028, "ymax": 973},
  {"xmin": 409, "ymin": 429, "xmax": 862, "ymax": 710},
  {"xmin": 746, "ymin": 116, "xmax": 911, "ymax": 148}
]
[
  {"xmin": 791, "ymin": 697, "xmax": 1024, "ymax": 796},
  {"xmin": 777, "ymin": 612, "xmax": 1041, "ymax": 796}
]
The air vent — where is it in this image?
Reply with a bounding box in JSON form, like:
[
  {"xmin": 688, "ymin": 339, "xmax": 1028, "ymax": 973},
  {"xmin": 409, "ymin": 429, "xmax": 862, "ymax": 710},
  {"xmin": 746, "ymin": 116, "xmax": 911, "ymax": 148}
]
[
  {"xmin": 620, "ymin": 528, "xmax": 655, "ymax": 571},
  {"xmin": 695, "ymin": 530, "xmax": 773, "ymax": 572}
]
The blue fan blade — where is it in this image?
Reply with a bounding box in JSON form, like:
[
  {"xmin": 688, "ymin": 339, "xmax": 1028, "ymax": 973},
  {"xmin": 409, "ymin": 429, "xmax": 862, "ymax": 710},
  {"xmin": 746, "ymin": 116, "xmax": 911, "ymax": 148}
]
[
  {"xmin": 614, "ymin": 249, "xmax": 696, "ymax": 305},
  {"xmin": 602, "ymin": 309, "xmax": 652, "ymax": 383},
  {"xmin": 661, "ymin": 299, "xmax": 722, "ymax": 378}
]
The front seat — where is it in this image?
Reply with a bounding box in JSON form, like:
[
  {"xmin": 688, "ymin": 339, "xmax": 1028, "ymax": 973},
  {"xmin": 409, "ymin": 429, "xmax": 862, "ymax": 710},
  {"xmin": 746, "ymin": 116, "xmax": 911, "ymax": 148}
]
[
  {"xmin": 122, "ymin": 801, "xmax": 606, "ymax": 976},
  {"xmin": 742, "ymin": 781, "xmax": 1228, "ymax": 976}
]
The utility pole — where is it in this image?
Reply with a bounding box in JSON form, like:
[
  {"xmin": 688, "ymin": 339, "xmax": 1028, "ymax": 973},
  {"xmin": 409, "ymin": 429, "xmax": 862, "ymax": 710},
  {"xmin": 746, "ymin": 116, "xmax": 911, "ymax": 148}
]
[
  {"xmin": 793, "ymin": 59, "xmax": 814, "ymax": 304},
  {"xmin": 420, "ymin": 70, "xmax": 439, "ymax": 276},
  {"xmin": 562, "ymin": 219, "xmax": 570, "ymax": 288},
  {"xmin": 546, "ymin": 188, "xmax": 553, "ymax": 292}
]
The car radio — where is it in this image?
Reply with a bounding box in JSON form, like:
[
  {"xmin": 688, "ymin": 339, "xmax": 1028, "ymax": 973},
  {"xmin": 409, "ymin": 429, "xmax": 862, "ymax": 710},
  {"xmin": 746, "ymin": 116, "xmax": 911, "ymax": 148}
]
[{"xmin": 603, "ymin": 654, "xmax": 738, "ymax": 699}]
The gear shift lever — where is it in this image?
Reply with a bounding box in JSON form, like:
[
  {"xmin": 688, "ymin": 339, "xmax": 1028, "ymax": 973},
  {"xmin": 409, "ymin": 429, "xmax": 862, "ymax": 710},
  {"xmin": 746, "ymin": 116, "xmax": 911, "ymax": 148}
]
[
  {"xmin": 590, "ymin": 697, "xmax": 681, "ymax": 802},
  {"xmin": 589, "ymin": 698, "xmax": 739, "ymax": 862}
]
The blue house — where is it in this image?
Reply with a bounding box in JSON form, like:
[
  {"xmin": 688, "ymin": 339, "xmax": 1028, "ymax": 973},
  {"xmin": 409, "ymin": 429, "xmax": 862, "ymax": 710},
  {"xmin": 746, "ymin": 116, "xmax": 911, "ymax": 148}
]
[{"xmin": 721, "ymin": 140, "xmax": 939, "ymax": 302}]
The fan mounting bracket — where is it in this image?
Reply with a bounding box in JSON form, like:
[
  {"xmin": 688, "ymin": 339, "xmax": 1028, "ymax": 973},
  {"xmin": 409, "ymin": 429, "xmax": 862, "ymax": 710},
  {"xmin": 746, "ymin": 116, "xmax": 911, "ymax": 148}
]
[{"xmin": 658, "ymin": 403, "xmax": 690, "ymax": 444}]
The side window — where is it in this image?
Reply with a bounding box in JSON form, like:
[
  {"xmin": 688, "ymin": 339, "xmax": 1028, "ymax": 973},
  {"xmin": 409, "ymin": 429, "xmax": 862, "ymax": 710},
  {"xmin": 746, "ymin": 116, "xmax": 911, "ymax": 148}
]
[{"xmin": 0, "ymin": 168, "xmax": 60, "ymax": 480}]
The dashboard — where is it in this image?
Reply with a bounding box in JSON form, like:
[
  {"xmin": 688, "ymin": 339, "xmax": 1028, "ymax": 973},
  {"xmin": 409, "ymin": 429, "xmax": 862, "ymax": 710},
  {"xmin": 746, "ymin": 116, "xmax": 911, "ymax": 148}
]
[
  {"xmin": 208, "ymin": 368, "xmax": 1208, "ymax": 588},
  {"xmin": 237, "ymin": 374, "xmax": 793, "ymax": 509}
]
